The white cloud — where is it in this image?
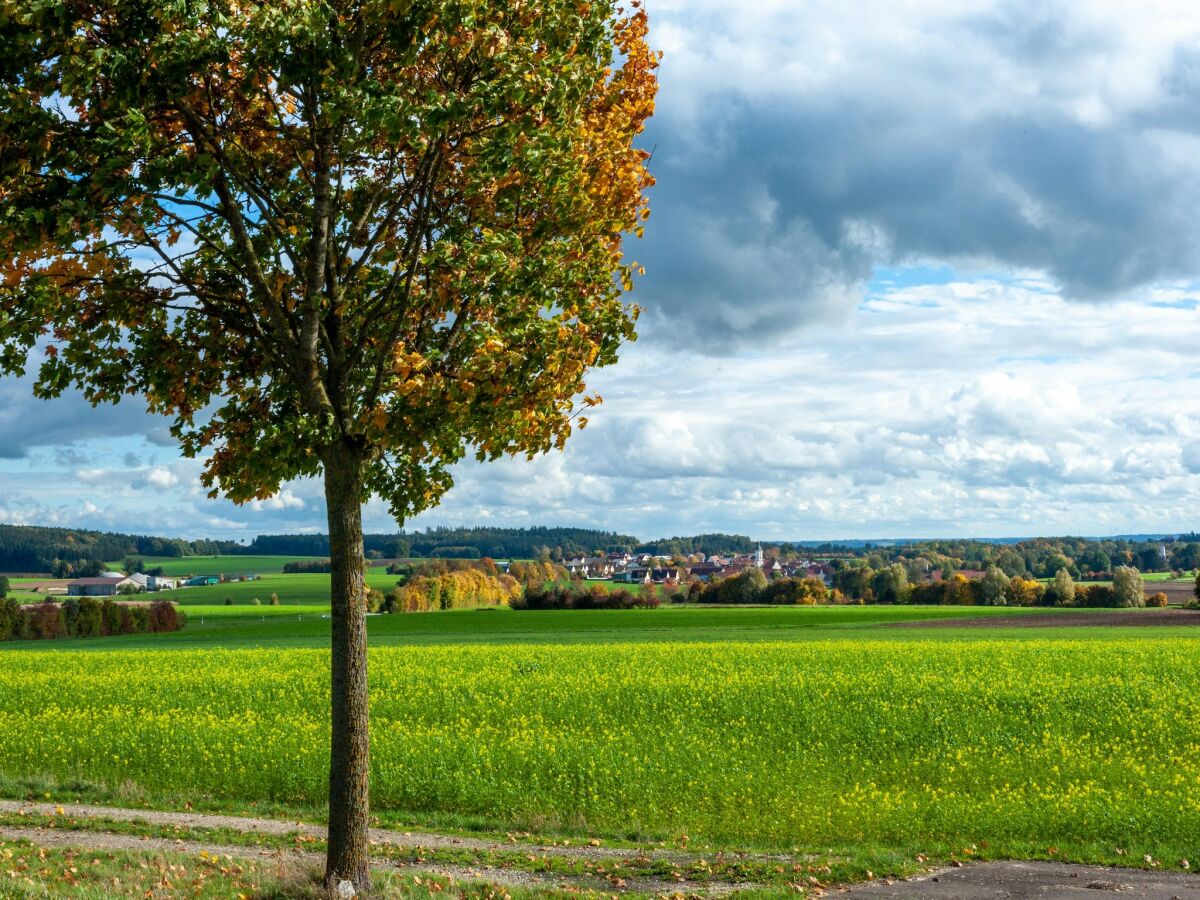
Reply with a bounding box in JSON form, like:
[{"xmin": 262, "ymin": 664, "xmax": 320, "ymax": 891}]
[
  {"xmin": 145, "ymin": 467, "xmax": 178, "ymax": 490},
  {"xmin": 6, "ymin": 4, "xmax": 1200, "ymax": 540},
  {"xmin": 249, "ymin": 489, "xmax": 306, "ymax": 511}
]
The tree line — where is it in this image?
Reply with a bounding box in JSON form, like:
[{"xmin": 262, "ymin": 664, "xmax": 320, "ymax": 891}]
[
  {"xmin": 0, "ymin": 597, "xmax": 185, "ymax": 641},
  {"xmin": 0, "ymin": 525, "xmax": 244, "ymax": 574}
]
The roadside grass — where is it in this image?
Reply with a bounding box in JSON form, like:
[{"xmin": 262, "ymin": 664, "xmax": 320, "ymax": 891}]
[
  {"xmin": 0, "ymin": 834, "xmax": 584, "ymax": 899},
  {"xmin": 0, "ymin": 835, "xmax": 311, "ymax": 898},
  {"xmin": 0, "ymin": 808, "xmax": 1196, "ymax": 897}
]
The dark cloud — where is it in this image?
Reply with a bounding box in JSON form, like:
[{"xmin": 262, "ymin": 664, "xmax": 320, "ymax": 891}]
[
  {"xmin": 0, "ymin": 374, "xmax": 167, "ymax": 458},
  {"xmin": 634, "ymin": 2, "xmax": 1200, "ymax": 349}
]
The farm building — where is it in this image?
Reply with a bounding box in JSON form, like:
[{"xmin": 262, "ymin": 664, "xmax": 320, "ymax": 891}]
[
  {"xmin": 127, "ymin": 572, "xmax": 179, "ymax": 592},
  {"xmin": 183, "ymin": 575, "xmax": 220, "ymax": 586},
  {"xmin": 66, "ymin": 576, "xmax": 136, "ymax": 596}
]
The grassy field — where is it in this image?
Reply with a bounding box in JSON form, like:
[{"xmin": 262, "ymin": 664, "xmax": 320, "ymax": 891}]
[
  {"xmin": 103, "ymin": 554, "xmax": 327, "ymax": 576},
  {"xmin": 6, "ymin": 566, "xmax": 403, "ymax": 606},
  {"xmin": 2, "ymin": 603, "xmax": 1200, "ymax": 870}
]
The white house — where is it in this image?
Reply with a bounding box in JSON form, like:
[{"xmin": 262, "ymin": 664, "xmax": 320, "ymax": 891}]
[{"xmin": 127, "ymin": 573, "xmax": 179, "ymax": 592}]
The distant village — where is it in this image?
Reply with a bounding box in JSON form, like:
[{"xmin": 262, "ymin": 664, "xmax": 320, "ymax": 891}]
[{"xmin": 558, "ymin": 545, "xmax": 837, "ymax": 587}]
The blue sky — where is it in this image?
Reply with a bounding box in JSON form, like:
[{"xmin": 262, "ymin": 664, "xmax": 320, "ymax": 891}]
[{"xmin": 5, "ymin": 0, "xmax": 1200, "ymax": 542}]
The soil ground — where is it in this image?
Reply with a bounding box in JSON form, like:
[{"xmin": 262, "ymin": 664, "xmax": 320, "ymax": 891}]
[{"xmin": 895, "ymin": 608, "xmax": 1200, "ymax": 628}]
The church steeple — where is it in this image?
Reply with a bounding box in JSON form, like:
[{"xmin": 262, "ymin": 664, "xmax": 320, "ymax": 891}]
[{"xmin": 755, "ymin": 543, "xmax": 764, "ymax": 567}]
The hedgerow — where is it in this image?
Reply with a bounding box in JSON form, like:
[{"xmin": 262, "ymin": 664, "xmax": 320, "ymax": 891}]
[{"xmin": 0, "ymin": 598, "xmax": 185, "ymax": 641}]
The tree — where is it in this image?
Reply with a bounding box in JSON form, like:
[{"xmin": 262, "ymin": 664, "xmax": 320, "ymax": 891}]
[
  {"xmin": 122, "ymin": 556, "xmax": 145, "ymax": 576},
  {"xmin": 1048, "ymin": 568, "xmax": 1075, "ymax": 607},
  {"xmin": 994, "ymin": 549, "xmax": 1026, "ymax": 578},
  {"xmin": 945, "ymin": 573, "xmax": 979, "ymax": 605},
  {"xmin": 1040, "ymin": 553, "xmax": 1076, "ymax": 579},
  {"xmin": 871, "ymin": 563, "xmax": 910, "ymax": 604},
  {"xmin": 1135, "ymin": 547, "xmax": 1162, "ymax": 573},
  {"xmin": 977, "ymin": 565, "xmax": 1011, "ymax": 606},
  {"xmin": 1174, "ymin": 542, "xmax": 1200, "ymax": 573},
  {"xmin": 0, "ymin": 3, "xmax": 656, "ymax": 892},
  {"xmin": 1079, "ymin": 547, "xmax": 1112, "ymax": 575},
  {"xmin": 1112, "ymin": 566, "xmax": 1145, "ymax": 608},
  {"xmin": 714, "ymin": 567, "xmax": 767, "ymax": 604},
  {"xmin": 0, "ymin": 575, "xmax": 8, "ymax": 599},
  {"xmin": 834, "ymin": 565, "xmax": 872, "ymax": 599},
  {"xmin": 1007, "ymin": 576, "xmax": 1043, "ymax": 607}
]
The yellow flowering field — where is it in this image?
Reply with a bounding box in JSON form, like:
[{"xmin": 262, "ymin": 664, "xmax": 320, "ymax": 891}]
[{"xmin": 1, "ymin": 638, "xmax": 1198, "ymax": 849}]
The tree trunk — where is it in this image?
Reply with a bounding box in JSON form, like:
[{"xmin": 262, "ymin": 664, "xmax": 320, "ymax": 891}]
[{"xmin": 323, "ymin": 445, "xmax": 371, "ymax": 896}]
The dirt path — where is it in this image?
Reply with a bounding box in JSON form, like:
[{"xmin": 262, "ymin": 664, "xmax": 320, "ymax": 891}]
[
  {"xmin": 0, "ymin": 799, "xmax": 701, "ymax": 864},
  {"xmin": 13, "ymin": 800, "xmax": 1198, "ymax": 897},
  {"xmin": 0, "ymin": 801, "xmax": 737, "ymax": 895},
  {"xmin": 836, "ymin": 860, "xmax": 1200, "ymax": 898}
]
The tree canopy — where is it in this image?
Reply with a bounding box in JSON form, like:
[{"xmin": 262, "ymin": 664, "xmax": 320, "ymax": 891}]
[{"xmin": 1, "ymin": 0, "xmax": 656, "ymax": 520}]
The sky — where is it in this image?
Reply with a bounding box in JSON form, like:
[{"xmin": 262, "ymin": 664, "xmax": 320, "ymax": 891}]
[{"xmin": 5, "ymin": 0, "xmax": 1200, "ymax": 542}]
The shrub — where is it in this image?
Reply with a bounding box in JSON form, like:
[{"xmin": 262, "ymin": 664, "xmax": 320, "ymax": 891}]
[
  {"xmin": 1076, "ymin": 584, "xmax": 1115, "ymax": 608},
  {"xmin": 389, "ymin": 568, "xmax": 521, "ymax": 613},
  {"xmin": 129, "ymin": 605, "xmax": 150, "ymax": 633},
  {"xmin": 697, "ymin": 569, "xmax": 768, "ymax": 604},
  {"xmin": 908, "ymin": 582, "xmax": 945, "ymax": 605},
  {"xmin": 250, "ymin": 597, "xmax": 261, "ymax": 606},
  {"xmin": 1147, "ymin": 592, "xmax": 1169, "ymax": 608},
  {"xmin": 225, "ymin": 596, "xmax": 233, "ymax": 605},
  {"xmin": 365, "ymin": 588, "xmax": 385, "ymax": 613},
  {"xmin": 104, "ymin": 601, "xmax": 136, "ymax": 635},
  {"xmin": 25, "ymin": 602, "xmax": 65, "ymax": 640},
  {"xmin": 61, "ymin": 597, "xmax": 80, "ymax": 633},
  {"xmin": 148, "ymin": 600, "xmax": 179, "ymax": 632},
  {"xmin": 941, "ymin": 575, "xmax": 976, "ymax": 606},
  {"xmin": 515, "ymin": 582, "xmax": 660, "ymax": 610},
  {"xmin": 0, "ymin": 598, "xmax": 21, "ymax": 640},
  {"xmin": 78, "ymin": 597, "xmax": 104, "ymax": 636},
  {"xmin": 282, "ymin": 559, "xmax": 332, "ymax": 574},
  {"xmin": 1008, "ymin": 577, "xmax": 1045, "ymax": 607},
  {"xmin": 0, "ymin": 600, "xmax": 183, "ymax": 642},
  {"xmin": 269, "ymin": 593, "xmax": 281, "ymax": 606}
]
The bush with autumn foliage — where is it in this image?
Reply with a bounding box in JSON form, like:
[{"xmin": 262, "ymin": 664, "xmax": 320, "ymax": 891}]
[
  {"xmin": 0, "ymin": 598, "xmax": 185, "ymax": 641},
  {"xmin": 513, "ymin": 582, "xmax": 659, "ymax": 610},
  {"xmin": 386, "ymin": 567, "xmax": 520, "ymax": 613}
]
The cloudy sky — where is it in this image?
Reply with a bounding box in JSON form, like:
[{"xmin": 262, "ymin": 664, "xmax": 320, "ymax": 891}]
[{"xmin": 6, "ymin": 0, "xmax": 1200, "ymax": 542}]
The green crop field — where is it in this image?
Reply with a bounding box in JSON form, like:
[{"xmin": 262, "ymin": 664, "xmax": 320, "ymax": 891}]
[
  {"xmin": 3, "ymin": 603, "xmax": 1200, "ymax": 868},
  {"xmin": 103, "ymin": 554, "xmax": 328, "ymax": 576}
]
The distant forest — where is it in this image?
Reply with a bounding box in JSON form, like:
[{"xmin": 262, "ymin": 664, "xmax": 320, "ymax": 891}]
[
  {"xmin": 248, "ymin": 527, "xmax": 645, "ymax": 560},
  {"xmin": 1, "ymin": 523, "xmax": 1197, "ymax": 578},
  {"xmin": 0, "ymin": 524, "xmax": 242, "ymax": 574}
]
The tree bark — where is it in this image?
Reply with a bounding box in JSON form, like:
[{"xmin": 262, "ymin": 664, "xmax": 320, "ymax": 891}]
[{"xmin": 323, "ymin": 444, "xmax": 371, "ymax": 896}]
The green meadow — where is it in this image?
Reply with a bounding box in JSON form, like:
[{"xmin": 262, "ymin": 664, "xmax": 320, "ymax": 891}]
[{"xmin": 104, "ymin": 554, "xmax": 328, "ymax": 577}]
